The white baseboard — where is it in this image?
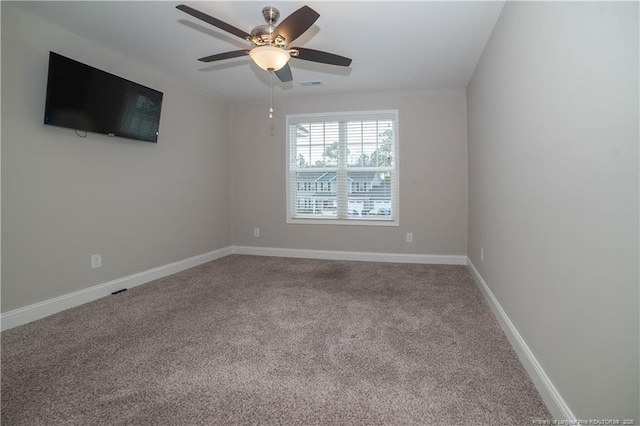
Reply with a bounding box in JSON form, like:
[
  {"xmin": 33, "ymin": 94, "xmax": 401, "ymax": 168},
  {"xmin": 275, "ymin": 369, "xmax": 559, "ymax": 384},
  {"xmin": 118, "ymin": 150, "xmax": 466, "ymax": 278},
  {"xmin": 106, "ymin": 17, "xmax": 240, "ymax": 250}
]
[
  {"xmin": 0, "ymin": 246, "xmax": 465, "ymax": 331},
  {"xmin": 0, "ymin": 247, "xmax": 232, "ymax": 331},
  {"xmin": 466, "ymin": 259, "xmax": 576, "ymax": 422},
  {"xmin": 0, "ymin": 246, "xmax": 467, "ymax": 331},
  {"xmin": 232, "ymin": 245, "xmax": 468, "ymax": 265},
  {"xmin": 4, "ymin": 247, "xmax": 569, "ymax": 418}
]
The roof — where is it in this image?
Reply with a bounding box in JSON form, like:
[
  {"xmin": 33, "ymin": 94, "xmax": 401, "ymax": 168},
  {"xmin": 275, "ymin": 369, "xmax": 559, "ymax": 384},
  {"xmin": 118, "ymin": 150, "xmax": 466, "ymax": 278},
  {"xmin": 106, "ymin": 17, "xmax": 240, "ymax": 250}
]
[{"xmin": 296, "ymin": 171, "xmax": 380, "ymax": 183}]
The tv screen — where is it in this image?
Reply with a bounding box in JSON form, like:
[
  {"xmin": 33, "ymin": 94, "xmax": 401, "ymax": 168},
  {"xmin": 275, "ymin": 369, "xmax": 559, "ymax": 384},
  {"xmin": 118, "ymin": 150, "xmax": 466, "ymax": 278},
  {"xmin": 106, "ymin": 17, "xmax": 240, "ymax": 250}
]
[{"xmin": 44, "ymin": 52, "xmax": 163, "ymax": 143}]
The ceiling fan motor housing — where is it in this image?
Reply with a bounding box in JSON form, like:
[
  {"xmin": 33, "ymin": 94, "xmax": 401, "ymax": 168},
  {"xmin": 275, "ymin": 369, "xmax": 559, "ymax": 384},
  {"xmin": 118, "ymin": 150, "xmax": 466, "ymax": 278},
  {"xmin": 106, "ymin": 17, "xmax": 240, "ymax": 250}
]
[{"xmin": 251, "ymin": 7, "xmax": 286, "ymax": 47}]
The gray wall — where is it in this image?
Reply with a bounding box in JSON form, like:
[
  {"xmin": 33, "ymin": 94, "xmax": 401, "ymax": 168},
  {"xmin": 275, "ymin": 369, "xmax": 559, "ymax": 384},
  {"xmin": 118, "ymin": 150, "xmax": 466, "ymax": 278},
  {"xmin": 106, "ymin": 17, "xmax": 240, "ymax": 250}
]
[
  {"xmin": 230, "ymin": 90, "xmax": 468, "ymax": 255},
  {"xmin": 1, "ymin": 3, "xmax": 231, "ymax": 312},
  {"xmin": 467, "ymin": 2, "xmax": 639, "ymax": 420}
]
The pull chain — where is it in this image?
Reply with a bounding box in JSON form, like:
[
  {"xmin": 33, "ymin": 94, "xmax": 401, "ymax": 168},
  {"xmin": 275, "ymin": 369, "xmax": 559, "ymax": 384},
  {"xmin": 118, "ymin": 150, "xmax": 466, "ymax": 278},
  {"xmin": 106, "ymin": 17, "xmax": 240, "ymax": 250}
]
[{"xmin": 269, "ymin": 70, "xmax": 274, "ymax": 119}]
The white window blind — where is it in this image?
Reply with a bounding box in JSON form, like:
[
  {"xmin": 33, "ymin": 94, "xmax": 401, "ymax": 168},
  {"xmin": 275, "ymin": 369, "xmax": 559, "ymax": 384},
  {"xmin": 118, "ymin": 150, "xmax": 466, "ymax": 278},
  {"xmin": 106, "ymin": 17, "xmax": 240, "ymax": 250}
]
[{"xmin": 286, "ymin": 110, "xmax": 399, "ymax": 225}]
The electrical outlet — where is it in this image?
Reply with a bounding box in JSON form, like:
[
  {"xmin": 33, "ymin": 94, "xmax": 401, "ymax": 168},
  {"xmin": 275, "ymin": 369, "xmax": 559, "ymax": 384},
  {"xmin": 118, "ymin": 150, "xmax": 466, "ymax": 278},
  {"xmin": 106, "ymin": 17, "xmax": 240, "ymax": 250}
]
[
  {"xmin": 253, "ymin": 228, "xmax": 260, "ymax": 238},
  {"xmin": 91, "ymin": 254, "xmax": 102, "ymax": 269},
  {"xmin": 480, "ymin": 248, "xmax": 484, "ymax": 263},
  {"xmin": 406, "ymin": 233, "xmax": 413, "ymax": 243}
]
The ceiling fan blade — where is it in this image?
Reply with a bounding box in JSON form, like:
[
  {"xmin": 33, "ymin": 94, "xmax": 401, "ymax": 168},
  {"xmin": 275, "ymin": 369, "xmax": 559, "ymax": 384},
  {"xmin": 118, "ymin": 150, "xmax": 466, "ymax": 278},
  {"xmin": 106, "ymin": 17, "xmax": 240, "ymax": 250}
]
[
  {"xmin": 198, "ymin": 50, "xmax": 249, "ymax": 63},
  {"xmin": 293, "ymin": 47, "xmax": 352, "ymax": 67},
  {"xmin": 274, "ymin": 63, "xmax": 293, "ymax": 82},
  {"xmin": 176, "ymin": 4, "xmax": 251, "ymax": 41},
  {"xmin": 272, "ymin": 6, "xmax": 319, "ymax": 45}
]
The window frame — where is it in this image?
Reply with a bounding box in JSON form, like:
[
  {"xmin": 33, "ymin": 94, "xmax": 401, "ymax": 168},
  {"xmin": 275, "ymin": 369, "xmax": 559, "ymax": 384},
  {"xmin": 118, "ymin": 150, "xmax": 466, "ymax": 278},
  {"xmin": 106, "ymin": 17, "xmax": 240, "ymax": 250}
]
[{"xmin": 285, "ymin": 110, "xmax": 400, "ymax": 227}]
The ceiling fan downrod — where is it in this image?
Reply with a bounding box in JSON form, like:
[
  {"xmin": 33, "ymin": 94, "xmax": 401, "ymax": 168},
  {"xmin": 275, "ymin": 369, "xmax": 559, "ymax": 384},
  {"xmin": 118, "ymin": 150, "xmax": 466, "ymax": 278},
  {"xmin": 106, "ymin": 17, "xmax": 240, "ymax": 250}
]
[{"xmin": 262, "ymin": 6, "xmax": 279, "ymax": 26}]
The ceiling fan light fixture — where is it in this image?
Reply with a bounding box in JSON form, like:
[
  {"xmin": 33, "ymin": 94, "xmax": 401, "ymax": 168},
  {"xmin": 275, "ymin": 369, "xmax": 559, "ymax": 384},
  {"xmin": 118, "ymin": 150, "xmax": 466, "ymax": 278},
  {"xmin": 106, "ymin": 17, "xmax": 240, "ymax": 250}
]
[{"xmin": 249, "ymin": 45, "xmax": 290, "ymax": 71}]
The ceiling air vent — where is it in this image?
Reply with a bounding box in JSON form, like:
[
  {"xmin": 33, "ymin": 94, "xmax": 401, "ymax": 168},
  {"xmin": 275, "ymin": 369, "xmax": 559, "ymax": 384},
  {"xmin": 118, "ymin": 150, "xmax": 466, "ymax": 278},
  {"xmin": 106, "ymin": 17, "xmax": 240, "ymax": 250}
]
[{"xmin": 300, "ymin": 81, "xmax": 322, "ymax": 87}]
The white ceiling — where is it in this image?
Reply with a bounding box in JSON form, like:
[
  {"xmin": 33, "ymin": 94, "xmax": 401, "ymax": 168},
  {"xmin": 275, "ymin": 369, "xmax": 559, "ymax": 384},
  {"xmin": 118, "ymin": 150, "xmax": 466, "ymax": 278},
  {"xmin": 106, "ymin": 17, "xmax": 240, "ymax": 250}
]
[{"xmin": 14, "ymin": 1, "xmax": 504, "ymax": 101}]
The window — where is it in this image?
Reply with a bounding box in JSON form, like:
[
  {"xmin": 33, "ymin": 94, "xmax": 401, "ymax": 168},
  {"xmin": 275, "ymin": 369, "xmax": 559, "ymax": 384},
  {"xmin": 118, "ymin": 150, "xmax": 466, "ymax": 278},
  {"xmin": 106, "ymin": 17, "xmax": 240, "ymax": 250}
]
[{"xmin": 287, "ymin": 110, "xmax": 399, "ymax": 225}]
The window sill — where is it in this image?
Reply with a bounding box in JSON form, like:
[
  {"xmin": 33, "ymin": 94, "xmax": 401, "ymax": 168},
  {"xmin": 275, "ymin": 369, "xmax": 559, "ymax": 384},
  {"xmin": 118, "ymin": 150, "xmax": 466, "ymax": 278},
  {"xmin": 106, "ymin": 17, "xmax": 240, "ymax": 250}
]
[{"xmin": 287, "ymin": 217, "xmax": 399, "ymax": 227}]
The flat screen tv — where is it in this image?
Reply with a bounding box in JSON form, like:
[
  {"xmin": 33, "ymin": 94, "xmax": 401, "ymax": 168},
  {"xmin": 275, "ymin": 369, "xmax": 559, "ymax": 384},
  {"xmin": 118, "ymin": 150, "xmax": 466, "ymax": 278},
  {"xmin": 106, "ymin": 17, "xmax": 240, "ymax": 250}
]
[{"xmin": 44, "ymin": 52, "xmax": 163, "ymax": 143}]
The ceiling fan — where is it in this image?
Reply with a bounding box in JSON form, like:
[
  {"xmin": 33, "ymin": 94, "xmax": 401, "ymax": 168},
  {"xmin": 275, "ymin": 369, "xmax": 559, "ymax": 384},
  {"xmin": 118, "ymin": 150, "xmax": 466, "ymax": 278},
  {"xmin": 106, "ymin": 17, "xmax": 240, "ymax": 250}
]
[{"xmin": 176, "ymin": 4, "xmax": 352, "ymax": 83}]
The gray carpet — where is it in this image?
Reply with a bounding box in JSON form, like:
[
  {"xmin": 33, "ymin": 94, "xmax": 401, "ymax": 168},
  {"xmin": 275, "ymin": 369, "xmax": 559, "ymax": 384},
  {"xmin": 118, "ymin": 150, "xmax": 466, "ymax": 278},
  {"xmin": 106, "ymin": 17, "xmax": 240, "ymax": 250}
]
[{"xmin": 2, "ymin": 255, "xmax": 551, "ymax": 425}]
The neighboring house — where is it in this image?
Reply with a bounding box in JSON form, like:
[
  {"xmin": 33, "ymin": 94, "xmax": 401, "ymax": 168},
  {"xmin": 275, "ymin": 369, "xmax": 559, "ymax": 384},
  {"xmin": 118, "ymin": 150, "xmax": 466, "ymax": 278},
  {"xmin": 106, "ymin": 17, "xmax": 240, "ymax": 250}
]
[{"xmin": 295, "ymin": 171, "xmax": 392, "ymax": 216}]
